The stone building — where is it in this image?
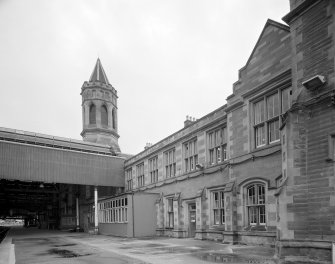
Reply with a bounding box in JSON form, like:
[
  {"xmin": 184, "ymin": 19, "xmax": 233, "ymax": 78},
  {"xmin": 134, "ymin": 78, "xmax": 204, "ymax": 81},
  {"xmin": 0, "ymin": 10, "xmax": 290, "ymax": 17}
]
[
  {"xmin": 96, "ymin": 0, "xmax": 335, "ymax": 262},
  {"xmin": 81, "ymin": 58, "xmax": 120, "ymax": 153},
  {"xmin": 121, "ymin": 18, "xmax": 291, "ymax": 245},
  {"xmin": 277, "ymin": 0, "xmax": 335, "ymax": 261}
]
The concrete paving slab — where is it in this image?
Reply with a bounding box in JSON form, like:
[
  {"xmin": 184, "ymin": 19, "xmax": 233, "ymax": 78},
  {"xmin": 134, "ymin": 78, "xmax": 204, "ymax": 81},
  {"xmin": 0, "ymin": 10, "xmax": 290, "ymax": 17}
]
[{"xmin": 5, "ymin": 227, "xmax": 277, "ymax": 264}]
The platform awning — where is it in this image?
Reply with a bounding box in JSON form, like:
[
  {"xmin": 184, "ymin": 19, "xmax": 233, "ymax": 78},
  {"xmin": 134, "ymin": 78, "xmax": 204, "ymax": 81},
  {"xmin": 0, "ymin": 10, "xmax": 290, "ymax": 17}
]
[{"xmin": 0, "ymin": 141, "xmax": 125, "ymax": 187}]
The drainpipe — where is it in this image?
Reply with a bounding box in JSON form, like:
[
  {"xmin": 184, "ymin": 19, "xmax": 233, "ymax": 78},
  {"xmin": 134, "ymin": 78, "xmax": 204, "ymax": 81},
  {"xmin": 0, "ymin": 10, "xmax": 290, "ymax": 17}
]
[
  {"xmin": 132, "ymin": 193, "xmax": 135, "ymax": 237},
  {"xmin": 94, "ymin": 186, "xmax": 98, "ymax": 234}
]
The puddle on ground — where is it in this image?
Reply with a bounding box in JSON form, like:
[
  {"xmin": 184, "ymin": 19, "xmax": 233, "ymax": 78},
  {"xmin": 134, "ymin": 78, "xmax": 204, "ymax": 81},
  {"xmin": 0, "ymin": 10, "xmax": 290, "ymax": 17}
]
[
  {"xmin": 54, "ymin": 243, "xmax": 77, "ymax": 247},
  {"xmin": 48, "ymin": 248, "xmax": 91, "ymax": 258},
  {"xmin": 195, "ymin": 252, "xmax": 274, "ymax": 264}
]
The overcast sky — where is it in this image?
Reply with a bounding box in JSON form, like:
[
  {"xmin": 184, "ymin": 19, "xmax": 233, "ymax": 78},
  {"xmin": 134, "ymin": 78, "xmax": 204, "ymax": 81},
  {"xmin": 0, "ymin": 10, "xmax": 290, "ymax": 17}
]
[{"xmin": 0, "ymin": 0, "xmax": 289, "ymax": 155}]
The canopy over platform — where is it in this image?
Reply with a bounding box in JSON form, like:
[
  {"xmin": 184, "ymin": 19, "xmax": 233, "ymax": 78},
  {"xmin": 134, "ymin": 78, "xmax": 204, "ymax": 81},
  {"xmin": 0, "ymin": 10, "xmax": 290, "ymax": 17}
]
[{"xmin": 0, "ymin": 127, "xmax": 125, "ymax": 187}]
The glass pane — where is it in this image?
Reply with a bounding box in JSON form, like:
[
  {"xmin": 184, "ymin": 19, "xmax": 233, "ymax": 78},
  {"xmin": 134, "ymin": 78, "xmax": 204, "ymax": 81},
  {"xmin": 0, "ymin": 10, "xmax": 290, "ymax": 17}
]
[
  {"xmin": 220, "ymin": 192, "xmax": 224, "ymax": 208},
  {"xmin": 169, "ymin": 212, "xmax": 174, "ymax": 227},
  {"xmin": 213, "ymin": 192, "xmax": 219, "ymax": 208},
  {"xmin": 255, "ymin": 125, "xmax": 265, "ymax": 147},
  {"xmin": 190, "ymin": 157, "xmax": 194, "ymax": 170},
  {"xmin": 194, "ymin": 140, "xmax": 197, "ymax": 153},
  {"xmin": 274, "ymin": 93, "xmax": 279, "ymax": 117},
  {"xmin": 214, "ymin": 209, "xmax": 220, "ymax": 225},
  {"xmin": 267, "ymin": 95, "xmax": 274, "ymax": 119},
  {"xmin": 216, "ymin": 147, "xmax": 221, "ymax": 163},
  {"xmin": 254, "ymin": 100, "xmax": 264, "ymax": 124},
  {"xmin": 259, "ymin": 206, "xmax": 266, "ymax": 224},
  {"xmin": 222, "ymin": 145, "xmax": 227, "ymax": 160},
  {"xmin": 269, "ymin": 120, "xmax": 280, "ymax": 143},
  {"xmin": 221, "ymin": 209, "xmax": 225, "ymax": 224},
  {"xmin": 209, "ymin": 149, "xmax": 214, "ymax": 164},
  {"xmin": 248, "ymin": 207, "xmax": 257, "ymax": 225},
  {"xmin": 258, "ymin": 185, "xmax": 265, "ymax": 204},
  {"xmin": 247, "ymin": 186, "xmax": 256, "ymax": 205}
]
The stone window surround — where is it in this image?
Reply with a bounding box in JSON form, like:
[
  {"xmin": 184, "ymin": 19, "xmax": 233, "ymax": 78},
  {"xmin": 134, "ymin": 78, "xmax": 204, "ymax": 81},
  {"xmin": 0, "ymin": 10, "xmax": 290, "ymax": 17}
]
[
  {"xmin": 207, "ymin": 186, "xmax": 226, "ymax": 229},
  {"xmin": 240, "ymin": 179, "xmax": 268, "ymax": 228},
  {"xmin": 250, "ymin": 86, "xmax": 291, "ymax": 150},
  {"xmin": 206, "ymin": 126, "xmax": 227, "ymax": 166},
  {"xmin": 148, "ymin": 156, "xmax": 158, "ymax": 183}
]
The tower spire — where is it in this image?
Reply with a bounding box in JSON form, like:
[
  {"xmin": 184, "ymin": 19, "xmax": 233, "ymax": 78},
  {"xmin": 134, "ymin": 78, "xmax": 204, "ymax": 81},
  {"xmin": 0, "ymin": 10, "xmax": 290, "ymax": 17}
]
[
  {"xmin": 80, "ymin": 58, "xmax": 120, "ymax": 153},
  {"xmin": 89, "ymin": 58, "xmax": 110, "ymax": 85}
]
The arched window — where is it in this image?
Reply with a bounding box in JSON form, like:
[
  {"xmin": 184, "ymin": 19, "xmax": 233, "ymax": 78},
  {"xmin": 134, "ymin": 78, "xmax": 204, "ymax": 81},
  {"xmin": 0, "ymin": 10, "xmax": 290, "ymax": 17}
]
[
  {"xmin": 112, "ymin": 109, "xmax": 116, "ymax": 129},
  {"xmin": 246, "ymin": 183, "xmax": 266, "ymax": 226},
  {"xmin": 89, "ymin": 104, "xmax": 96, "ymax": 124},
  {"xmin": 101, "ymin": 105, "xmax": 108, "ymax": 126}
]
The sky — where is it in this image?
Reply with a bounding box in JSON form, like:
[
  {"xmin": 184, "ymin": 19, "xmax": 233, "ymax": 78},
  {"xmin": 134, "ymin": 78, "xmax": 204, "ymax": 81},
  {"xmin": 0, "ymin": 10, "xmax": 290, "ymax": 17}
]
[{"xmin": 0, "ymin": 0, "xmax": 289, "ymax": 155}]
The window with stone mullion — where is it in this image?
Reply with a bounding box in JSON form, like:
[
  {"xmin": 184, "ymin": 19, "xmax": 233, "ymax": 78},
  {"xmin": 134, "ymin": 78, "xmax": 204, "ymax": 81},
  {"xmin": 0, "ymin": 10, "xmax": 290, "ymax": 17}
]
[
  {"xmin": 136, "ymin": 163, "xmax": 144, "ymax": 187},
  {"xmin": 149, "ymin": 156, "xmax": 158, "ymax": 183},
  {"xmin": 246, "ymin": 184, "xmax": 266, "ymax": 226},
  {"xmin": 126, "ymin": 169, "xmax": 133, "ymax": 190},
  {"xmin": 184, "ymin": 139, "xmax": 198, "ymax": 172},
  {"xmin": 267, "ymin": 93, "xmax": 280, "ymax": 143},
  {"xmin": 213, "ymin": 191, "xmax": 225, "ymax": 226},
  {"xmin": 164, "ymin": 149, "xmax": 176, "ymax": 178},
  {"xmin": 167, "ymin": 198, "xmax": 174, "ymax": 228},
  {"xmin": 208, "ymin": 127, "xmax": 227, "ymax": 165},
  {"xmin": 254, "ymin": 88, "xmax": 291, "ymax": 148}
]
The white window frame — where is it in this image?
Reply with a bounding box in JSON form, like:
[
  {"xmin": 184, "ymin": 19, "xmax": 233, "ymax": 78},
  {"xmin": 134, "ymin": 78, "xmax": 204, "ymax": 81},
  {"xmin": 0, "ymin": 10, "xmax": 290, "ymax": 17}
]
[
  {"xmin": 166, "ymin": 198, "xmax": 174, "ymax": 228},
  {"xmin": 211, "ymin": 190, "xmax": 225, "ymax": 227},
  {"xmin": 208, "ymin": 127, "xmax": 227, "ymax": 166},
  {"xmin": 136, "ymin": 163, "xmax": 145, "ymax": 187},
  {"xmin": 98, "ymin": 197, "xmax": 128, "ymax": 224},
  {"xmin": 149, "ymin": 156, "xmax": 159, "ymax": 183},
  {"xmin": 126, "ymin": 168, "xmax": 133, "ymax": 191},
  {"xmin": 183, "ymin": 138, "xmax": 198, "ymax": 172},
  {"xmin": 253, "ymin": 87, "xmax": 291, "ymax": 148},
  {"xmin": 245, "ymin": 183, "xmax": 266, "ymax": 226},
  {"xmin": 164, "ymin": 148, "xmax": 176, "ymax": 178}
]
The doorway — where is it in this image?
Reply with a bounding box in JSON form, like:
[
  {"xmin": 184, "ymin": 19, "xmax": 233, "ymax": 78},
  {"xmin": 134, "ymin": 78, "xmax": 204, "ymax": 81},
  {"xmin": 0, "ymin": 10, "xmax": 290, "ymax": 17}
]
[{"xmin": 188, "ymin": 203, "xmax": 196, "ymax": 237}]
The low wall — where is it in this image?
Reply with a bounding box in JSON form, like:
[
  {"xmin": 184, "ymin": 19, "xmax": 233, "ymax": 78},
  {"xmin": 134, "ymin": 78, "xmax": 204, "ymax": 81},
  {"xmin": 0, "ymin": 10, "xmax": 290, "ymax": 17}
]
[
  {"xmin": 98, "ymin": 223, "xmax": 129, "ymax": 237},
  {"xmin": 275, "ymin": 240, "xmax": 333, "ymax": 263}
]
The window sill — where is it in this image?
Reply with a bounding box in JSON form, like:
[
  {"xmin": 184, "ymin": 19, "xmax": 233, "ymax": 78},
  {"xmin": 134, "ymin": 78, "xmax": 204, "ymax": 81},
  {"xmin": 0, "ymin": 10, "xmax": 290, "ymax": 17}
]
[
  {"xmin": 244, "ymin": 225, "xmax": 267, "ymax": 231},
  {"xmin": 210, "ymin": 225, "xmax": 225, "ymax": 231},
  {"xmin": 252, "ymin": 141, "xmax": 281, "ymax": 153},
  {"xmin": 206, "ymin": 161, "xmax": 229, "ymax": 169}
]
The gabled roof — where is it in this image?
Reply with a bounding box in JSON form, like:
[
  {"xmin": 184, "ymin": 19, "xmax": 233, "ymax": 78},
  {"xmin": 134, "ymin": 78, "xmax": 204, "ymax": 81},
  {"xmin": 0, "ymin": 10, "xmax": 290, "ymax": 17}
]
[
  {"xmin": 240, "ymin": 19, "xmax": 290, "ymax": 77},
  {"xmin": 89, "ymin": 58, "xmax": 110, "ymax": 84}
]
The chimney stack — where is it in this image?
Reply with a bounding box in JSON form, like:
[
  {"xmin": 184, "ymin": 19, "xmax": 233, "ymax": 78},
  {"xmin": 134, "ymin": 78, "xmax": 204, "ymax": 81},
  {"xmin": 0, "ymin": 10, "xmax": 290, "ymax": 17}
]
[
  {"xmin": 184, "ymin": 115, "xmax": 197, "ymax": 127},
  {"xmin": 144, "ymin": 143, "xmax": 152, "ymax": 150}
]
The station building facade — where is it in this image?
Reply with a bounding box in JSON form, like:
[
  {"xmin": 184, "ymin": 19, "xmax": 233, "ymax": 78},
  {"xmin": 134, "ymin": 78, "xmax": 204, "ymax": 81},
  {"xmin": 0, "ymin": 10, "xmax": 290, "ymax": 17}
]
[
  {"xmin": 120, "ymin": 19, "xmax": 290, "ymax": 245},
  {"xmin": 97, "ymin": 0, "xmax": 335, "ymax": 262}
]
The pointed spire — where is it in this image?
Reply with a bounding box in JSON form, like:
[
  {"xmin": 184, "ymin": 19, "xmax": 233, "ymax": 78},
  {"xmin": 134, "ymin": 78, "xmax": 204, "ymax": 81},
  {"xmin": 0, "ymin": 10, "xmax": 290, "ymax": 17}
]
[{"xmin": 89, "ymin": 58, "xmax": 110, "ymax": 85}]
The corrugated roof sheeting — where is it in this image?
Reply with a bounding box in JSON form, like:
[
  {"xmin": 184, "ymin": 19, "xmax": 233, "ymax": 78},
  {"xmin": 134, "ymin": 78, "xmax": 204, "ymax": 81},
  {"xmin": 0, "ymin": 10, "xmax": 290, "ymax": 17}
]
[{"xmin": 0, "ymin": 141, "xmax": 125, "ymax": 186}]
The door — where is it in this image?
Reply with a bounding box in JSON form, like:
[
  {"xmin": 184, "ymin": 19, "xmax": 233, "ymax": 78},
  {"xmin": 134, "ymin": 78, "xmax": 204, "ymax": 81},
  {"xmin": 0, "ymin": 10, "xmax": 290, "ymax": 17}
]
[{"xmin": 188, "ymin": 203, "xmax": 196, "ymax": 237}]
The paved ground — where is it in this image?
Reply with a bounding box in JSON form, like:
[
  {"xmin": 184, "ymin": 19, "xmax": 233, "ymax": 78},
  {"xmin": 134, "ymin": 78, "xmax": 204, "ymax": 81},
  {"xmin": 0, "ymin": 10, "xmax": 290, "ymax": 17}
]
[{"xmin": 6, "ymin": 227, "xmax": 276, "ymax": 264}]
